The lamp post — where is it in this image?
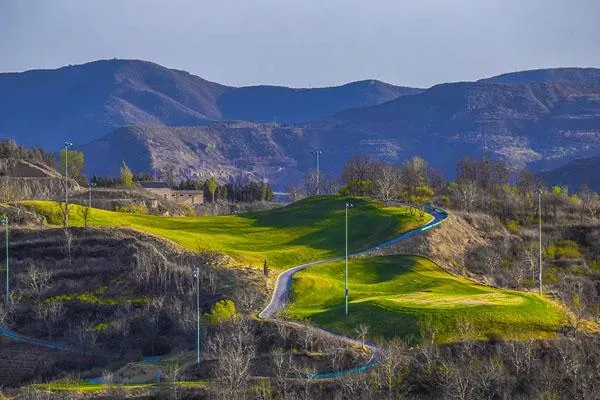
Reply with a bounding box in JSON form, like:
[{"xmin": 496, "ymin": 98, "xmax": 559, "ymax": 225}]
[
  {"xmin": 535, "ymin": 189, "xmax": 543, "ymax": 295},
  {"xmin": 88, "ymin": 181, "xmax": 96, "ymax": 209},
  {"xmin": 64, "ymin": 141, "xmax": 73, "ymax": 227},
  {"xmin": 192, "ymin": 267, "xmax": 200, "ymax": 364},
  {"xmin": 345, "ymin": 202, "xmax": 353, "ymax": 317},
  {"xmin": 1, "ymin": 215, "xmax": 8, "ymax": 304},
  {"xmin": 311, "ymin": 150, "xmax": 323, "ymax": 195}
]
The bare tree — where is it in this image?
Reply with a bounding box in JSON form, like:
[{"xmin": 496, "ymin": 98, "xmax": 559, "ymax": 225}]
[
  {"xmin": 62, "ymin": 228, "xmax": 73, "ymax": 264},
  {"xmin": 375, "ymin": 164, "xmax": 401, "ymax": 204},
  {"xmin": 25, "ymin": 264, "xmax": 52, "ymax": 303},
  {"xmin": 452, "ymin": 181, "xmax": 481, "ymax": 213},
  {"xmin": 580, "ymin": 187, "xmax": 599, "ymax": 220},
  {"xmin": 354, "ymin": 323, "xmax": 370, "ymax": 349},
  {"xmin": 210, "ymin": 318, "xmax": 256, "ymax": 400},
  {"xmin": 378, "ymin": 337, "xmax": 409, "ymax": 398},
  {"xmin": 272, "ymin": 348, "xmax": 294, "ymax": 399},
  {"xmin": 36, "ymin": 301, "xmax": 65, "ymax": 339}
]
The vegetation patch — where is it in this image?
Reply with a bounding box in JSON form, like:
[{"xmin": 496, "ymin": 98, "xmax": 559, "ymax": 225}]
[
  {"xmin": 288, "ymin": 255, "xmax": 567, "ymax": 343},
  {"xmin": 21, "ymin": 196, "xmax": 429, "ymax": 269}
]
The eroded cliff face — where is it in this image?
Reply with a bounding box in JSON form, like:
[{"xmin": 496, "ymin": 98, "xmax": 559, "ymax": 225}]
[{"xmin": 0, "ymin": 176, "xmax": 80, "ymax": 202}]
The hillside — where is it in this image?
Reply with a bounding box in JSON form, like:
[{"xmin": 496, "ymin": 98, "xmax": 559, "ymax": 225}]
[
  {"xmin": 78, "ymin": 68, "xmax": 600, "ymax": 186},
  {"xmin": 22, "ymin": 196, "xmax": 429, "ymax": 269},
  {"xmin": 539, "ymin": 156, "xmax": 600, "ymax": 191},
  {"xmin": 0, "ymin": 59, "xmax": 415, "ymax": 149}
]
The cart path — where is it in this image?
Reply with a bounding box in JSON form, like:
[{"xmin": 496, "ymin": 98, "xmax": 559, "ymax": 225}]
[{"xmin": 258, "ymin": 204, "xmax": 448, "ymax": 378}]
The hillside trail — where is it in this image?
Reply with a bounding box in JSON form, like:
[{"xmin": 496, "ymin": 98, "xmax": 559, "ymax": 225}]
[
  {"xmin": 0, "ymin": 203, "xmax": 447, "ymax": 379},
  {"xmin": 258, "ymin": 204, "xmax": 447, "ymax": 378}
]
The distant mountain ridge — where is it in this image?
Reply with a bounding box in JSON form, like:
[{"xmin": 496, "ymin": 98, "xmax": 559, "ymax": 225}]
[
  {"xmin": 0, "ymin": 59, "xmax": 418, "ymax": 149},
  {"xmin": 3, "ymin": 59, "xmax": 600, "ymax": 189},
  {"xmin": 539, "ymin": 157, "xmax": 600, "ymax": 192}
]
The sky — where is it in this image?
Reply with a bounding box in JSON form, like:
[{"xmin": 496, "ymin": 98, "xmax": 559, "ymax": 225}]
[{"xmin": 1, "ymin": 0, "xmax": 600, "ymax": 88}]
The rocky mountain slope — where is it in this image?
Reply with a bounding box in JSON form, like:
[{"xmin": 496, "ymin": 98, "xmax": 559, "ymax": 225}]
[
  {"xmin": 79, "ymin": 68, "xmax": 600, "ymax": 188},
  {"xmin": 0, "ymin": 59, "xmax": 416, "ymax": 149},
  {"xmin": 539, "ymin": 156, "xmax": 600, "ymax": 191}
]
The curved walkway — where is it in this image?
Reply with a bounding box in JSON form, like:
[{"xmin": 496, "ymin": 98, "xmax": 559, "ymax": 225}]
[
  {"xmin": 258, "ymin": 204, "xmax": 448, "ymax": 378},
  {"xmin": 0, "ymin": 203, "xmax": 448, "ymax": 379}
]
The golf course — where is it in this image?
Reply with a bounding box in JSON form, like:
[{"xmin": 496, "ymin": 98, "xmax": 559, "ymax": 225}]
[
  {"xmin": 21, "ymin": 196, "xmax": 567, "ymax": 343},
  {"xmin": 21, "ymin": 196, "xmax": 429, "ymax": 269},
  {"xmin": 287, "ymin": 255, "xmax": 566, "ymax": 342}
]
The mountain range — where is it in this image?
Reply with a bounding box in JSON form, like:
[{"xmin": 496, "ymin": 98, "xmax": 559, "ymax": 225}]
[
  {"xmin": 0, "ymin": 59, "xmax": 418, "ymax": 149},
  {"xmin": 2, "ymin": 59, "xmax": 600, "ymax": 189}
]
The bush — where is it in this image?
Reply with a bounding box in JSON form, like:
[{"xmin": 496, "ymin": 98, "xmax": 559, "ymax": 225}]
[
  {"xmin": 506, "ymin": 219, "xmax": 521, "ymax": 235},
  {"xmin": 204, "ymin": 299, "xmax": 236, "ymax": 325},
  {"xmin": 116, "ymin": 202, "xmax": 148, "ymax": 215},
  {"xmin": 545, "ymin": 240, "xmax": 581, "ymax": 260}
]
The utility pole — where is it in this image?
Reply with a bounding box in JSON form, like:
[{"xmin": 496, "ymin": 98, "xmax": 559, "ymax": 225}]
[
  {"xmin": 1, "ymin": 215, "xmax": 8, "ymax": 304},
  {"xmin": 192, "ymin": 267, "xmax": 200, "ymax": 364},
  {"xmin": 345, "ymin": 202, "xmax": 353, "ymax": 317},
  {"xmin": 64, "ymin": 141, "xmax": 73, "ymax": 227},
  {"xmin": 536, "ymin": 189, "xmax": 543, "ymax": 295},
  {"xmin": 311, "ymin": 150, "xmax": 323, "ymax": 195}
]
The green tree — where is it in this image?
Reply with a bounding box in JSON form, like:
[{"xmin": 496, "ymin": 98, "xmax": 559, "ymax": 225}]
[
  {"xmin": 120, "ymin": 161, "xmax": 134, "ymax": 187},
  {"xmin": 59, "ymin": 149, "xmax": 85, "ymax": 184},
  {"xmin": 205, "ymin": 178, "xmax": 218, "ymax": 203},
  {"xmin": 204, "ymin": 299, "xmax": 236, "ymax": 325}
]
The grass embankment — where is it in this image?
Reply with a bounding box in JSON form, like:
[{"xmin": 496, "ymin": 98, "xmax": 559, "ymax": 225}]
[
  {"xmin": 22, "ymin": 197, "xmax": 429, "ymax": 269},
  {"xmin": 31, "ymin": 380, "xmax": 208, "ymax": 393},
  {"xmin": 288, "ymin": 255, "xmax": 567, "ymax": 343}
]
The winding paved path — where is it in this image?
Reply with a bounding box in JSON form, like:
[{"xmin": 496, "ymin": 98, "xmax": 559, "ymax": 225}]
[
  {"xmin": 258, "ymin": 204, "xmax": 448, "ymax": 378},
  {"xmin": 0, "ymin": 204, "xmax": 447, "ymax": 379}
]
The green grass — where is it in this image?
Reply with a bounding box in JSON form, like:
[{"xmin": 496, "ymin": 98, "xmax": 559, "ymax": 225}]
[
  {"xmin": 288, "ymin": 255, "xmax": 567, "ymax": 343},
  {"xmin": 31, "ymin": 380, "xmax": 208, "ymax": 393},
  {"xmin": 21, "ymin": 196, "xmax": 429, "ymax": 269}
]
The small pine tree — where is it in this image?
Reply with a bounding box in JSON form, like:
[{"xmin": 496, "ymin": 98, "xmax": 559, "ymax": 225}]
[{"xmin": 120, "ymin": 161, "xmax": 134, "ymax": 187}]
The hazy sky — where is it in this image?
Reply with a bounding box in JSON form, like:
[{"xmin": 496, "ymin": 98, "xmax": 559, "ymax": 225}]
[{"xmin": 1, "ymin": 0, "xmax": 599, "ymax": 88}]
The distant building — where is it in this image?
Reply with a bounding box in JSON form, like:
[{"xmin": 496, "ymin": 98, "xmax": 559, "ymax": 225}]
[{"xmin": 139, "ymin": 181, "xmax": 204, "ymax": 205}]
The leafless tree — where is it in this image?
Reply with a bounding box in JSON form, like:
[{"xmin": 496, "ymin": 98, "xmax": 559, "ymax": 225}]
[
  {"xmin": 354, "ymin": 323, "xmax": 370, "ymax": 349},
  {"xmin": 62, "ymin": 228, "xmax": 73, "ymax": 264},
  {"xmin": 25, "ymin": 264, "xmax": 52, "ymax": 302},
  {"xmin": 452, "ymin": 181, "xmax": 481, "ymax": 213},
  {"xmin": 378, "ymin": 337, "xmax": 409, "ymax": 398},
  {"xmin": 272, "ymin": 348, "xmax": 294, "ymax": 399},
  {"xmin": 375, "ymin": 164, "xmax": 401, "ymax": 204},
  {"xmin": 36, "ymin": 301, "xmax": 65, "ymax": 339},
  {"xmin": 210, "ymin": 317, "xmax": 256, "ymax": 400},
  {"xmin": 580, "ymin": 187, "xmax": 599, "ymax": 220},
  {"xmin": 0, "ymin": 302, "xmax": 10, "ymax": 327}
]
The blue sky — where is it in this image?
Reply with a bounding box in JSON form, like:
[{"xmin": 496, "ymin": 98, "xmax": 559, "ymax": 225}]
[{"xmin": 1, "ymin": 0, "xmax": 599, "ymax": 88}]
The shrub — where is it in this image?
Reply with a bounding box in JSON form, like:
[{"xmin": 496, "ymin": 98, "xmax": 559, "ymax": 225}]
[
  {"xmin": 204, "ymin": 299, "xmax": 236, "ymax": 325},
  {"xmin": 545, "ymin": 240, "xmax": 581, "ymax": 260},
  {"xmin": 506, "ymin": 219, "xmax": 521, "ymax": 235},
  {"xmin": 116, "ymin": 202, "xmax": 148, "ymax": 215},
  {"xmin": 589, "ymin": 260, "xmax": 600, "ymax": 274}
]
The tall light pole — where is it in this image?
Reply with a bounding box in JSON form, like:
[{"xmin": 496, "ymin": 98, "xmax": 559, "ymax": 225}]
[
  {"xmin": 64, "ymin": 141, "xmax": 73, "ymax": 227},
  {"xmin": 535, "ymin": 189, "xmax": 543, "ymax": 295},
  {"xmin": 88, "ymin": 181, "xmax": 96, "ymax": 209},
  {"xmin": 311, "ymin": 150, "xmax": 323, "ymax": 195},
  {"xmin": 1, "ymin": 215, "xmax": 8, "ymax": 305},
  {"xmin": 192, "ymin": 267, "xmax": 200, "ymax": 364},
  {"xmin": 345, "ymin": 202, "xmax": 353, "ymax": 317}
]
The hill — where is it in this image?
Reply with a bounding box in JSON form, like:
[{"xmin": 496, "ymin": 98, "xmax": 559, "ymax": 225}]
[
  {"xmin": 79, "ymin": 67, "xmax": 600, "ymax": 186},
  {"xmin": 0, "ymin": 59, "xmax": 416, "ymax": 149},
  {"xmin": 22, "ymin": 196, "xmax": 429, "ymax": 269},
  {"xmin": 288, "ymin": 255, "xmax": 566, "ymax": 342},
  {"xmin": 539, "ymin": 156, "xmax": 600, "ymax": 191}
]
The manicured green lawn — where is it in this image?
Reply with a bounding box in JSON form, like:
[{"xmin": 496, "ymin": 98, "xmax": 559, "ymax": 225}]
[
  {"xmin": 288, "ymin": 255, "xmax": 567, "ymax": 343},
  {"xmin": 21, "ymin": 196, "xmax": 429, "ymax": 269}
]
